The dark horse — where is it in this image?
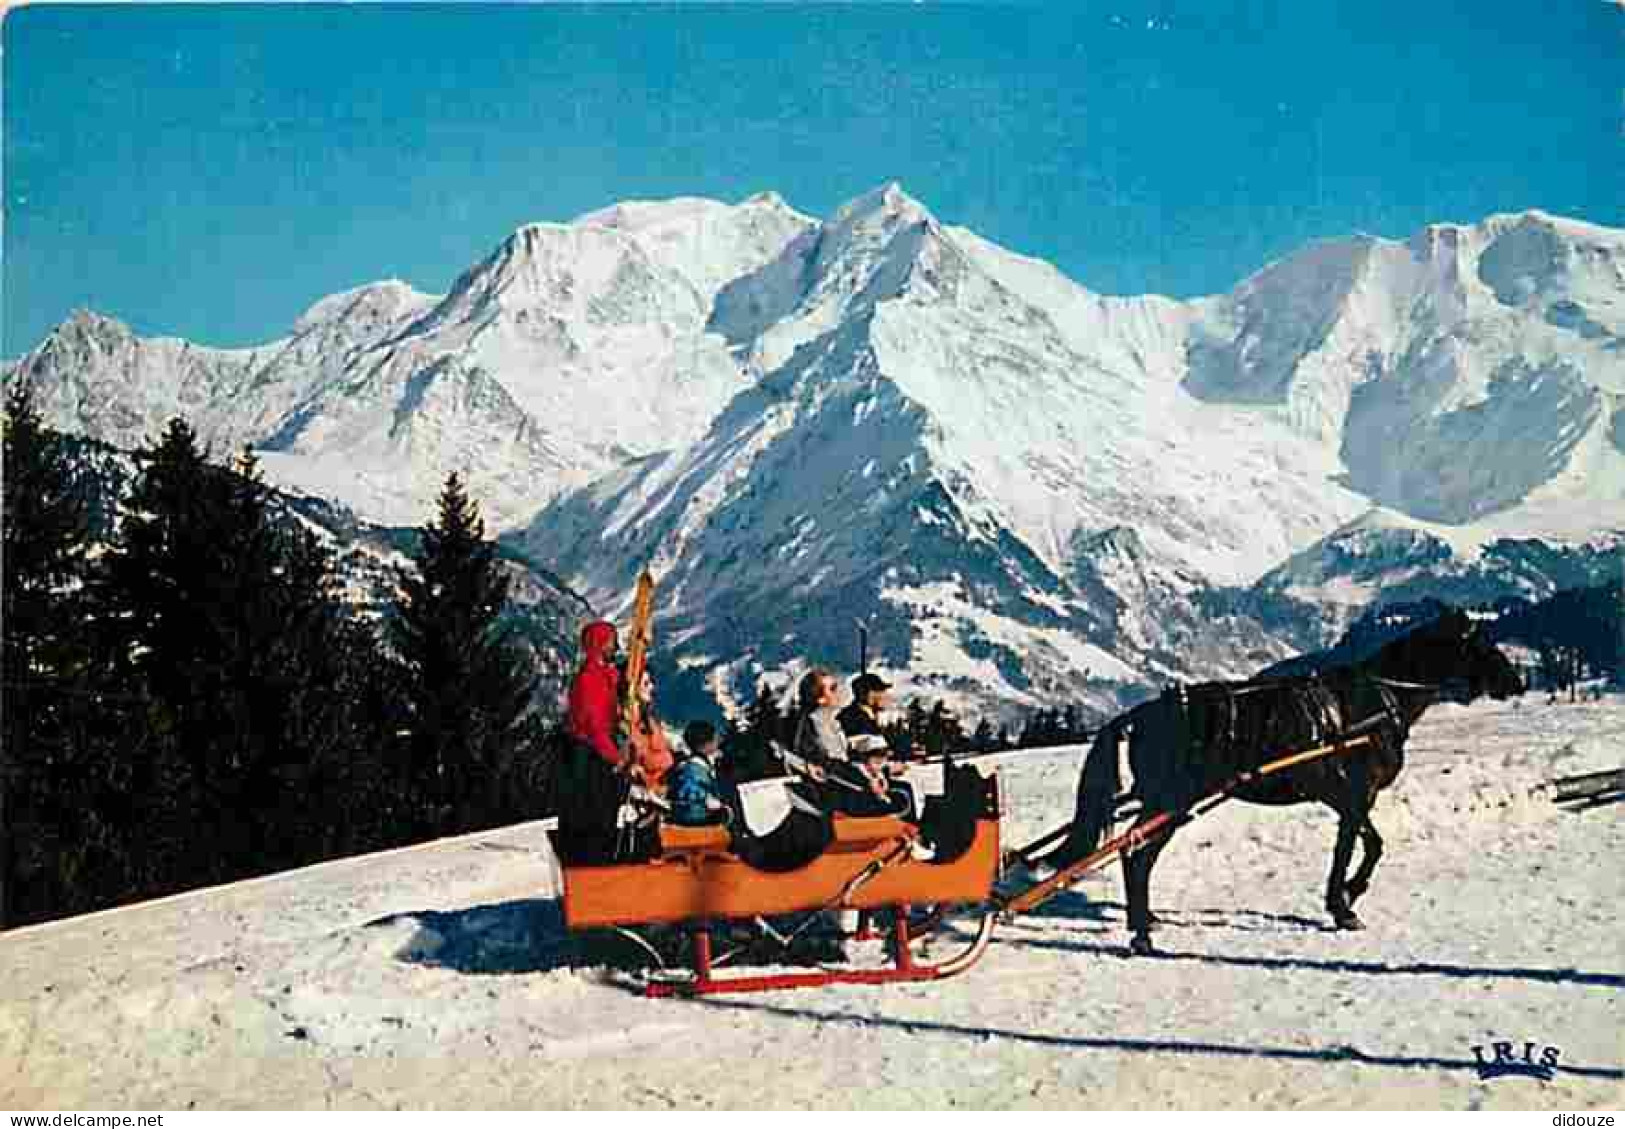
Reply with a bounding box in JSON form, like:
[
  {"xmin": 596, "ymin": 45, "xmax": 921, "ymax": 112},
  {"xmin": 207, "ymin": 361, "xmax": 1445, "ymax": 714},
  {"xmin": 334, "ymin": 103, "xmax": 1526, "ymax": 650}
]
[{"xmin": 1041, "ymin": 610, "xmax": 1523, "ymax": 955}]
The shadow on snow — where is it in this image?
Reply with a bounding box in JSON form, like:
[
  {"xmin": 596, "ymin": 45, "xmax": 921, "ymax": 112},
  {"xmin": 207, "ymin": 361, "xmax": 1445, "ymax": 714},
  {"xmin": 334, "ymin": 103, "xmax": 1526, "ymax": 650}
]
[
  {"xmin": 687, "ymin": 997, "xmax": 1625, "ymax": 1081},
  {"xmin": 1000, "ymin": 932, "xmax": 1625, "ymax": 990},
  {"xmin": 1007, "ymin": 889, "xmax": 1326, "ymax": 934},
  {"xmin": 366, "ymin": 897, "xmax": 848, "ymax": 977}
]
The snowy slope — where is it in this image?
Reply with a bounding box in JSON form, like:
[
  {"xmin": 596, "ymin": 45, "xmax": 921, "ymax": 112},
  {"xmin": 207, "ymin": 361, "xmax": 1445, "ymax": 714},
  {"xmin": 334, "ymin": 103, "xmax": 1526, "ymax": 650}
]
[{"xmin": 2, "ymin": 695, "xmax": 1618, "ymax": 1109}]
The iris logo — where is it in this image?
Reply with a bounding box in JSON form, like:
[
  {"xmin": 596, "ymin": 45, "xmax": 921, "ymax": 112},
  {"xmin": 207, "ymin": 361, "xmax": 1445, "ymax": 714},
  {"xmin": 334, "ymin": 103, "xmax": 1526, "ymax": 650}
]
[{"xmin": 1471, "ymin": 1039, "xmax": 1562, "ymax": 1081}]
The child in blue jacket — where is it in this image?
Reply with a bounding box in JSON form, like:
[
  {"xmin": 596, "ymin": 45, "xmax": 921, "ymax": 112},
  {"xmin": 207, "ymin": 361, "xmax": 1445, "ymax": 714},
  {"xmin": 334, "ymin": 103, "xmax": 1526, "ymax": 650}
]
[{"xmin": 669, "ymin": 721, "xmax": 731, "ymax": 826}]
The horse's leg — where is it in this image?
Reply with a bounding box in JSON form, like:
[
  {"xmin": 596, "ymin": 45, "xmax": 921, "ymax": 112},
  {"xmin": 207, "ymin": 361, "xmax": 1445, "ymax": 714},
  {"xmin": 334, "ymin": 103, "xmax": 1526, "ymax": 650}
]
[
  {"xmin": 1325, "ymin": 804, "xmax": 1364, "ymax": 931},
  {"xmin": 1141, "ymin": 835, "xmax": 1171, "ymax": 930},
  {"xmin": 1125, "ymin": 823, "xmax": 1171, "ymax": 956},
  {"xmin": 1344, "ymin": 814, "xmax": 1383, "ymax": 908}
]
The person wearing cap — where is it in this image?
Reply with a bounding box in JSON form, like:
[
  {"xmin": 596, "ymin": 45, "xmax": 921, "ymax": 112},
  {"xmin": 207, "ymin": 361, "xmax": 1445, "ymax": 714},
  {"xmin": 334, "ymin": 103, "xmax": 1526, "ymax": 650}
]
[
  {"xmin": 847, "ymin": 732, "xmax": 898, "ymax": 800},
  {"xmin": 847, "ymin": 735, "xmax": 930, "ymax": 863},
  {"xmin": 838, "ymin": 671, "xmax": 892, "ymax": 744}
]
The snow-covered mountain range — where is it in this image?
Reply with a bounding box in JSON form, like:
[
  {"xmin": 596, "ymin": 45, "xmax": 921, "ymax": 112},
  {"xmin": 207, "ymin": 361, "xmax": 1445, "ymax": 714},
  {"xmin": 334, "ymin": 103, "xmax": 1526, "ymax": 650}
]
[{"xmin": 11, "ymin": 187, "xmax": 1624, "ymax": 720}]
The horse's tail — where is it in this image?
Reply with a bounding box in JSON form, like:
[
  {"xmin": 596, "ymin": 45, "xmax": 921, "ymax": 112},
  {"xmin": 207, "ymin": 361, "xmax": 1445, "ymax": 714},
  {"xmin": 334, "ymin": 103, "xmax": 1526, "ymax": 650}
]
[{"xmin": 1045, "ymin": 716, "xmax": 1128, "ymax": 869}]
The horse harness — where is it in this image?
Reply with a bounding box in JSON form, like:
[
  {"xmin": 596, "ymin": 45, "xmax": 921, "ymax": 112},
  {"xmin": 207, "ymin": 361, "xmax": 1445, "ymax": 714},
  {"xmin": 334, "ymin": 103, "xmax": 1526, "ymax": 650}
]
[{"xmin": 1121, "ymin": 673, "xmax": 1416, "ymax": 788}]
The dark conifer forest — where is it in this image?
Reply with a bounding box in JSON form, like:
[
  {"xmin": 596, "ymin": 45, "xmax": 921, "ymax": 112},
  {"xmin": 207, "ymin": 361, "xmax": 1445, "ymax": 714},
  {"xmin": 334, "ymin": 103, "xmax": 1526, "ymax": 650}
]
[{"xmin": 1, "ymin": 380, "xmax": 559, "ymax": 928}]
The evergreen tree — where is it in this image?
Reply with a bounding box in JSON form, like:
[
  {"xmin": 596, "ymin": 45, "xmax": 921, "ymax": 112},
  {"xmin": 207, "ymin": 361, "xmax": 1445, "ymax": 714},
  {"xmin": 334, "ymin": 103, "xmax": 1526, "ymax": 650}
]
[
  {"xmin": 2, "ymin": 377, "xmax": 90, "ymax": 679},
  {"xmin": 882, "ymin": 716, "xmax": 911, "ymax": 757},
  {"xmin": 1044, "ymin": 708, "xmax": 1065, "ymax": 745},
  {"xmin": 94, "ymin": 424, "xmax": 267, "ymax": 888},
  {"xmin": 923, "ymin": 700, "xmax": 966, "ymax": 756},
  {"xmin": 905, "ymin": 698, "xmax": 929, "ymax": 751},
  {"xmin": 248, "ymin": 512, "xmax": 405, "ymax": 861},
  {"xmin": 727, "ymin": 680, "xmax": 787, "ymax": 780},
  {"xmin": 1020, "ymin": 707, "xmax": 1069, "ymax": 748},
  {"xmin": 2, "ymin": 387, "xmax": 170, "ymax": 924},
  {"xmin": 390, "ymin": 473, "xmax": 537, "ymax": 836},
  {"xmin": 1, "ymin": 376, "xmax": 95, "ymax": 926},
  {"xmin": 1020, "ymin": 709, "xmax": 1043, "ymax": 748},
  {"xmin": 94, "ymin": 424, "xmax": 398, "ymax": 892}
]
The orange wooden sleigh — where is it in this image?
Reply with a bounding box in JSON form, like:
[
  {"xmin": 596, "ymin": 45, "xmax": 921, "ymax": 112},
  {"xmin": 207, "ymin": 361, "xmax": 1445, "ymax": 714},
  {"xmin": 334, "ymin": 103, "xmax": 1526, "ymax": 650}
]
[
  {"xmin": 559, "ymin": 569, "xmax": 1003, "ymax": 996},
  {"xmin": 554, "ymin": 766, "xmax": 1003, "ymax": 997}
]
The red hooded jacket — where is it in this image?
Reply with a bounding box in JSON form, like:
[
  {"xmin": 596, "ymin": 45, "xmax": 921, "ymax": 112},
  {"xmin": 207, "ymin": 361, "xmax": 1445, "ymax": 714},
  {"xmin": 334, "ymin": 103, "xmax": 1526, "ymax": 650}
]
[{"xmin": 567, "ymin": 620, "xmax": 622, "ymax": 766}]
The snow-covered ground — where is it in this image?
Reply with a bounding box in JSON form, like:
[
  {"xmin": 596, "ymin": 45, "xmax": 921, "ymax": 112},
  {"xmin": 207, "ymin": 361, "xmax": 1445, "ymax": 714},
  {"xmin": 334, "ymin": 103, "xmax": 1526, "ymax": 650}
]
[{"xmin": 2, "ymin": 696, "xmax": 1620, "ymax": 1109}]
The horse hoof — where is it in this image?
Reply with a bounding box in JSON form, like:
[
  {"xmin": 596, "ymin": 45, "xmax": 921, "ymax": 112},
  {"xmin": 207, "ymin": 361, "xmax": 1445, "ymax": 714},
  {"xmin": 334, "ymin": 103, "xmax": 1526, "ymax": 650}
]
[
  {"xmin": 1128, "ymin": 934, "xmax": 1156, "ymax": 957},
  {"xmin": 1332, "ymin": 912, "xmax": 1364, "ymax": 932}
]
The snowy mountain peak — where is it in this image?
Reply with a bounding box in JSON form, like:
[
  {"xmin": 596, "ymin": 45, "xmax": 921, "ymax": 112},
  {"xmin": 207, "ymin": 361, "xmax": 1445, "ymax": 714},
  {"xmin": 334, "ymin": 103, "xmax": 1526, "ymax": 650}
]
[
  {"xmin": 574, "ymin": 196, "xmax": 714, "ymax": 231},
  {"xmin": 56, "ymin": 307, "xmax": 136, "ymax": 342},
  {"xmin": 569, "ymin": 193, "xmax": 816, "ymax": 306},
  {"xmin": 414, "ymin": 218, "xmax": 694, "ymax": 343},
  {"xmin": 706, "ymin": 185, "xmax": 958, "ymax": 375},
  {"xmin": 64, "ymin": 306, "xmax": 119, "ymax": 329},
  {"xmin": 742, "ymin": 189, "xmax": 792, "ymax": 211},
  {"xmin": 292, "ymin": 280, "xmax": 438, "ymax": 335},
  {"xmin": 1482, "ymin": 208, "xmax": 1624, "ymax": 242},
  {"xmin": 575, "ymin": 190, "xmax": 808, "ymax": 232},
  {"xmin": 827, "ymin": 181, "xmax": 936, "ymax": 241},
  {"xmin": 489, "ymin": 221, "xmax": 599, "ymax": 276}
]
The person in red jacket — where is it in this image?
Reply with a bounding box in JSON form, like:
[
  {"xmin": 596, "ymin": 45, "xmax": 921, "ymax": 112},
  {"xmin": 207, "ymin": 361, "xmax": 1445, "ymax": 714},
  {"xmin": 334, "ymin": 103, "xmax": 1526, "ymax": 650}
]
[
  {"xmin": 557, "ymin": 619, "xmax": 635, "ymax": 864},
  {"xmin": 568, "ymin": 619, "xmax": 625, "ymax": 770}
]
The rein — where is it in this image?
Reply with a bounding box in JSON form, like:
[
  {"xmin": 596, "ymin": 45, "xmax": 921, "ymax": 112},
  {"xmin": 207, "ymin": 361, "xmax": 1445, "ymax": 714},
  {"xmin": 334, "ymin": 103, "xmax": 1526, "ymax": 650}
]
[{"xmin": 1369, "ymin": 676, "xmax": 1442, "ymax": 692}]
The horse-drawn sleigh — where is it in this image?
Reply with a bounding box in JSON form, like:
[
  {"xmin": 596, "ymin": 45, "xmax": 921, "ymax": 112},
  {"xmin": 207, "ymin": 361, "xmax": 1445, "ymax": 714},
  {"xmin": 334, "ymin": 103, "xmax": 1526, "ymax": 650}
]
[
  {"xmin": 557, "ymin": 759, "xmax": 1003, "ymax": 996},
  {"xmin": 552, "ymin": 587, "xmax": 1522, "ymax": 996}
]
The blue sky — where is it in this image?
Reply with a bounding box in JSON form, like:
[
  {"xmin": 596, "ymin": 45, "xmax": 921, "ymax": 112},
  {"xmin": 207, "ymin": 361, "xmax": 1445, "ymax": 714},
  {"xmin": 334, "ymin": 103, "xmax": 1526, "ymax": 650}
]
[{"xmin": 5, "ymin": 2, "xmax": 1621, "ymax": 355}]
